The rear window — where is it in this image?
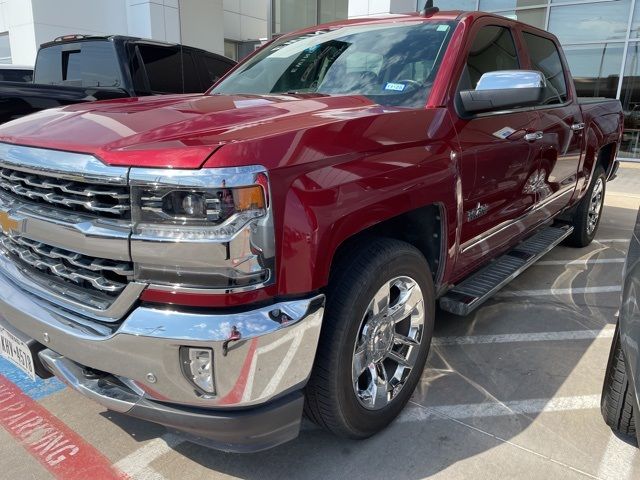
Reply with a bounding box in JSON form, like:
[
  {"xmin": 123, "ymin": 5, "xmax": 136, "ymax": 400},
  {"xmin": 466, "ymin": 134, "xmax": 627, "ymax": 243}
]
[
  {"xmin": 0, "ymin": 69, "xmax": 32, "ymax": 82},
  {"xmin": 522, "ymin": 32, "xmax": 568, "ymax": 104},
  {"xmin": 34, "ymin": 41, "xmax": 123, "ymax": 88}
]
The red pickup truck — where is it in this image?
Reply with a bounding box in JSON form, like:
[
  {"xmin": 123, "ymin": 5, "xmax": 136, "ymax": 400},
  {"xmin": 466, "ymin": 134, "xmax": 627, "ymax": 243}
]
[{"xmin": 0, "ymin": 9, "xmax": 623, "ymax": 452}]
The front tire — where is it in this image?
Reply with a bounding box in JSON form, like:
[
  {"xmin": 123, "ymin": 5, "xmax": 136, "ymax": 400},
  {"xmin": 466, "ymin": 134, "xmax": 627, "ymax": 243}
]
[
  {"xmin": 601, "ymin": 324, "xmax": 637, "ymax": 442},
  {"xmin": 304, "ymin": 238, "xmax": 435, "ymax": 438},
  {"xmin": 565, "ymin": 165, "xmax": 606, "ymax": 247}
]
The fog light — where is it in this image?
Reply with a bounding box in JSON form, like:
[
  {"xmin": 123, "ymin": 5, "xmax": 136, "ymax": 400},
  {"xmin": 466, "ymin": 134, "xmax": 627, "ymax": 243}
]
[{"xmin": 181, "ymin": 347, "xmax": 215, "ymax": 394}]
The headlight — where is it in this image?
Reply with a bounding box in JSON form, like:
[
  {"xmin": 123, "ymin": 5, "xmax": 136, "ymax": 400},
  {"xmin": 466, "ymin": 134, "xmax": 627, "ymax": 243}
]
[
  {"xmin": 133, "ymin": 184, "xmax": 267, "ymax": 241},
  {"xmin": 129, "ymin": 167, "xmax": 274, "ymax": 291}
]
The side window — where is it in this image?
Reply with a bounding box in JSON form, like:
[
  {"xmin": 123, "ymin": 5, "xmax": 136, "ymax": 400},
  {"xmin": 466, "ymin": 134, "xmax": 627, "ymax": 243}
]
[
  {"xmin": 459, "ymin": 25, "xmax": 519, "ymax": 92},
  {"xmin": 181, "ymin": 52, "xmax": 201, "ymax": 93},
  {"xmin": 522, "ymin": 32, "xmax": 568, "ymax": 105},
  {"xmin": 138, "ymin": 44, "xmax": 183, "ymax": 93}
]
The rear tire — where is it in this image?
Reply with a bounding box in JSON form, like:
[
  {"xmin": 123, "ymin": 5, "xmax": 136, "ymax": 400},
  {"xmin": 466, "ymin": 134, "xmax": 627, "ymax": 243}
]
[
  {"xmin": 565, "ymin": 165, "xmax": 606, "ymax": 247},
  {"xmin": 304, "ymin": 238, "xmax": 435, "ymax": 438},
  {"xmin": 601, "ymin": 324, "xmax": 637, "ymax": 442}
]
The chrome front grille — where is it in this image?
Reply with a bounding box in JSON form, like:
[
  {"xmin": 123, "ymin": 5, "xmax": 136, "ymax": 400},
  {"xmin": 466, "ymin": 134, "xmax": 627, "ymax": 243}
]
[
  {"xmin": 0, "ymin": 167, "xmax": 130, "ymax": 217},
  {"xmin": 0, "ymin": 233, "xmax": 133, "ymax": 295}
]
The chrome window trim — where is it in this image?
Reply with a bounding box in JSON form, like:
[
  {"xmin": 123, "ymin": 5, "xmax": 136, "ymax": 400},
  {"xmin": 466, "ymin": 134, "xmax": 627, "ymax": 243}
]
[{"xmin": 0, "ymin": 142, "xmax": 128, "ymax": 185}]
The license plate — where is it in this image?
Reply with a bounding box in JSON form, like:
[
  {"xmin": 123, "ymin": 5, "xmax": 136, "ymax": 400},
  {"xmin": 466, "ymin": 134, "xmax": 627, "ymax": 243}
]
[{"xmin": 0, "ymin": 327, "xmax": 36, "ymax": 381}]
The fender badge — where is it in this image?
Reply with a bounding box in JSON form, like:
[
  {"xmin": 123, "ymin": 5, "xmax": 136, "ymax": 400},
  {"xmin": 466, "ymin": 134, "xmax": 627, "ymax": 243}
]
[
  {"xmin": 466, "ymin": 203, "xmax": 489, "ymax": 222},
  {"xmin": 0, "ymin": 211, "xmax": 19, "ymax": 234}
]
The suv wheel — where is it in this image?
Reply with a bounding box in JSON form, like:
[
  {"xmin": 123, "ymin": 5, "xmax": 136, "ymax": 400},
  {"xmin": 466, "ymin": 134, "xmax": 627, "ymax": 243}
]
[
  {"xmin": 304, "ymin": 238, "xmax": 435, "ymax": 438},
  {"xmin": 601, "ymin": 323, "xmax": 637, "ymax": 443}
]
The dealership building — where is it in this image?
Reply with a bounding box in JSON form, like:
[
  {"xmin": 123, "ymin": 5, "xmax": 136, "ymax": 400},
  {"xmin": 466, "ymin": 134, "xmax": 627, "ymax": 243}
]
[{"xmin": 1, "ymin": 0, "xmax": 639, "ymax": 161}]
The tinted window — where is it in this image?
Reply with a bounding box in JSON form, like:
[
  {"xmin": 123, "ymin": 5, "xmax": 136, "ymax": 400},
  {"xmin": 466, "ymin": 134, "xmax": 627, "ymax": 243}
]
[
  {"xmin": 182, "ymin": 53, "xmax": 201, "ymax": 93},
  {"xmin": 213, "ymin": 22, "xmax": 455, "ymax": 109},
  {"xmin": 461, "ymin": 26, "xmax": 519, "ymax": 91},
  {"xmin": 522, "ymin": 32, "xmax": 568, "ymax": 104},
  {"xmin": 138, "ymin": 45, "xmax": 186, "ymax": 93},
  {"xmin": 0, "ymin": 69, "xmax": 32, "ymax": 82},
  {"xmin": 199, "ymin": 56, "xmax": 233, "ymax": 87},
  {"xmin": 34, "ymin": 41, "xmax": 123, "ymax": 87}
]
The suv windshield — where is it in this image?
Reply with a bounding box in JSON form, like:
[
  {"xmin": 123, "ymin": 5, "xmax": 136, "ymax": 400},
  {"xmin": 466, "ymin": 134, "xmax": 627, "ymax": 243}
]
[{"xmin": 212, "ymin": 20, "xmax": 455, "ymax": 108}]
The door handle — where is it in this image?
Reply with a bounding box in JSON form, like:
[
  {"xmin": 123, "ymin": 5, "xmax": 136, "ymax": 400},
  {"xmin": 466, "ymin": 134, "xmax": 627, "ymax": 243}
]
[
  {"xmin": 524, "ymin": 131, "xmax": 544, "ymax": 142},
  {"xmin": 571, "ymin": 123, "xmax": 585, "ymax": 131}
]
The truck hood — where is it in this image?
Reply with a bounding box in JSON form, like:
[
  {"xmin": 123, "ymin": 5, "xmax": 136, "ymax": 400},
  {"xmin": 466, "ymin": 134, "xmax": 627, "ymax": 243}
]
[{"xmin": 0, "ymin": 93, "xmax": 382, "ymax": 168}]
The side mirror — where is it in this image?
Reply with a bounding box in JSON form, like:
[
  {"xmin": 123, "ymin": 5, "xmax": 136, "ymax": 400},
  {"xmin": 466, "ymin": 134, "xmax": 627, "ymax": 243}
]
[{"xmin": 460, "ymin": 70, "xmax": 546, "ymax": 114}]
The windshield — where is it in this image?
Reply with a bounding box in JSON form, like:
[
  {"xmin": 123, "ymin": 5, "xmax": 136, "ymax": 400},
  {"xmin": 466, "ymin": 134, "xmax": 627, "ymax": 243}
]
[{"xmin": 212, "ymin": 21, "xmax": 455, "ymax": 108}]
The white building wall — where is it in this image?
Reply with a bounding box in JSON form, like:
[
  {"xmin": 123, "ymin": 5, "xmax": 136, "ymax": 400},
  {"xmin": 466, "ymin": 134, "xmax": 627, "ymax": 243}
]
[
  {"xmin": 0, "ymin": 0, "xmax": 37, "ymax": 65},
  {"xmin": 348, "ymin": 0, "xmax": 417, "ymax": 17},
  {"xmin": 179, "ymin": 0, "xmax": 224, "ymax": 55},
  {"xmin": 224, "ymin": 0, "xmax": 267, "ymax": 42},
  {"xmin": 0, "ymin": 0, "xmax": 265, "ymax": 66}
]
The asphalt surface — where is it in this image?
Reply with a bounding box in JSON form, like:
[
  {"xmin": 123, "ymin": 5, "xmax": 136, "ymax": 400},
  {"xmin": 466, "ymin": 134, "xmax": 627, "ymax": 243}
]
[{"xmin": 2, "ymin": 164, "xmax": 640, "ymax": 479}]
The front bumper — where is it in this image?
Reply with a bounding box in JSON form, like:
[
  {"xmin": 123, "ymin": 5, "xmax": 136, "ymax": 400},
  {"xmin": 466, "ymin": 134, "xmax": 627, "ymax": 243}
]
[{"xmin": 0, "ymin": 262, "xmax": 325, "ymax": 451}]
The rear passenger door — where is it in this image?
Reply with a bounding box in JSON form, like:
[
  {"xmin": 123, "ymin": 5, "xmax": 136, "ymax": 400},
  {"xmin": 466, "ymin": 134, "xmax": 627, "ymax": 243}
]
[
  {"xmin": 522, "ymin": 31, "xmax": 582, "ymax": 216},
  {"xmin": 453, "ymin": 22, "xmax": 542, "ymax": 273}
]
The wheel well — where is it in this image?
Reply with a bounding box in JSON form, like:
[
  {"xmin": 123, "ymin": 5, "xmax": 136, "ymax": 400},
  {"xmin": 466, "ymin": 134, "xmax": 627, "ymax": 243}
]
[
  {"xmin": 598, "ymin": 143, "xmax": 616, "ymax": 176},
  {"xmin": 330, "ymin": 204, "xmax": 444, "ymax": 284}
]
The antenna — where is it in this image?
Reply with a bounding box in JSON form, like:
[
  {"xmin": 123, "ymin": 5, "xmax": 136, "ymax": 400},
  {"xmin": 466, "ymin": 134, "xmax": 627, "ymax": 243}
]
[{"xmin": 421, "ymin": 0, "xmax": 440, "ymax": 15}]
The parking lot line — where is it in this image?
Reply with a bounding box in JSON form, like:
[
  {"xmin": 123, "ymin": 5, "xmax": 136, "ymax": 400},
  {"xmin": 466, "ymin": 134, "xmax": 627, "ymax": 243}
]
[
  {"xmin": 535, "ymin": 258, "xmax": 626, "ymax": 266},
  {"xmin": 496, "ymin": 286, "xmax": 622, "ymax": 297},
  {"xmin": 114, "ymin": 434, "xmax": 184, "ymax": 480},
  {"xmin": 0, "ymin": 375, "xmax": 127, "ymax": 480},
  {"xmin": 403, "ymin": 395, "xmax": 600, "ymax": 423},
  {"xmin": 595, "ymin": 239, "xmax": 631, "ymax": 243},
  {"xmin": 433, "ymin": 326, "xmax": 615, "ymax": 346}
]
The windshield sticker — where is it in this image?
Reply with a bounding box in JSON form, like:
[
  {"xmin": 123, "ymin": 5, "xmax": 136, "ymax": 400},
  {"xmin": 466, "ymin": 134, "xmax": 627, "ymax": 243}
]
[
  {"xmin": 385, "ymin": 82, "xmax": 406, "ymax": 92},
  {"xmin": 493, "ymin": 127, "xmax": 516, "ymax": 139},
  {"xmin": 437, "ymin": 25, "xmax": 450, "ymax": 32}
]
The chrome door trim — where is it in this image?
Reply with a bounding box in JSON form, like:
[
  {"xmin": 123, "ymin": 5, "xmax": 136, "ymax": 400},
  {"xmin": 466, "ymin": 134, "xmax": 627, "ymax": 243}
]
[{"xmin": 460, "ymin": 188, "xmax": 574, "ymax": 255}]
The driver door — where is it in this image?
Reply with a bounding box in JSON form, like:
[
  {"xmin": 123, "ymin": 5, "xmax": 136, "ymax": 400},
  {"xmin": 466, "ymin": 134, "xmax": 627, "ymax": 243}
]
[{"xmin": 453, "ymin": 23, "xmax": 542, "ymax": 276}]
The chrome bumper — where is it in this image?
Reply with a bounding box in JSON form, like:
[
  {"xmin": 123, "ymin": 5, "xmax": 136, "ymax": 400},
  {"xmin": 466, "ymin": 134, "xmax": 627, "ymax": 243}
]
[{"xmin": 0, "ymin": 264, "xmax": 325, "ymax": 409}]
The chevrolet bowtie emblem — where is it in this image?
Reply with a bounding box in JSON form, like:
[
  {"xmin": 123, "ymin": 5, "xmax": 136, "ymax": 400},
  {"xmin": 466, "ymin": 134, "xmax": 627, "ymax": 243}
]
[{"xmin": 0, "ymin": 211, "xmax": 19, "ymax": 234}]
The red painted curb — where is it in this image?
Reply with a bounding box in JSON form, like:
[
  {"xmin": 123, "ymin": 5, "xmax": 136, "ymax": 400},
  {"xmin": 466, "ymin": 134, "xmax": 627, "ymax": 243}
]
[{"xmin": 0, "ymin": 375, "xmax": 128, "ymax": 480}]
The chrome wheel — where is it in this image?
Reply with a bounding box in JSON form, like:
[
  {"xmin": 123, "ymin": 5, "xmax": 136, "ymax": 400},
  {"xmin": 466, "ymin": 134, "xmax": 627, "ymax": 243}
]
[
  {"xmin": 587, "ymin": 177, "xmax": 604, "ymax": 236},
  {"xmin": 352, "ymin": 276, "xmax": 425, "ymax": 410}
]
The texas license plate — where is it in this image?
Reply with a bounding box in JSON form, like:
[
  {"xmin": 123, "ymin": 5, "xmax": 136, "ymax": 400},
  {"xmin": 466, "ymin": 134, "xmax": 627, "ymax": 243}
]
[{"xmin": 0, "ymin": 327, "xmax": 36, "ymax": 381}]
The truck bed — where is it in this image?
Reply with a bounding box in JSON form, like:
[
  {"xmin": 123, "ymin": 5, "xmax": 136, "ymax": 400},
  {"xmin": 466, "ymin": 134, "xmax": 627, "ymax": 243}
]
[{"xmin": 0, "ymin": 81, "xmax": 128, "ymax": 124}]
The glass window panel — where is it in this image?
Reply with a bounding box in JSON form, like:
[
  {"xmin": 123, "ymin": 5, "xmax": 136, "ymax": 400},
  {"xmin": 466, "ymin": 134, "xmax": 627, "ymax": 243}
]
[
  {"xmin": 434, "ymin": 0, "xmax": 477, "ymax": 9},
  {"xmin": 563, "ymin": 44, "xmax": 623, "ymax": 98},
  {"xmin": 480, "ymin": 0, "xmax": 544, "ymax": 10},
  {"xmin": 522, "ymin": 31, "xmax": 567, "ymax": 103},
  {"xmin": 631, "ymin": 1, "xmax": 640, "ymax": 38},
  {"xmin": 461, "ymin": 25, "xmax": 519, "ymax": 90},
  {"xmin": 224, "ymin": 41, "xmax": 238, "ymax": 61},
  {"xmin": 0, "ymin": 33, "xmax": 11, "ymax": 64},
  {"xmin": 548, "ymin": 1, "xmax": 631, "ymax": 44},
  {"xmin": 619, "ymin": 42, "xmax": 640, "ymax": 159},
  {"xmin": 494, "ymin": 8, "xmax": 546, "ymax": 29}
]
